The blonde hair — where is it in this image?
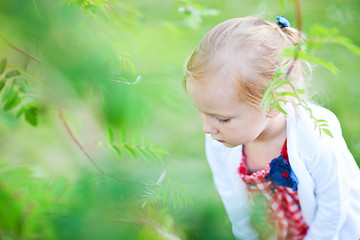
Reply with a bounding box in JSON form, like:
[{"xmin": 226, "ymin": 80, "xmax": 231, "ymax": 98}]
[{"xmin": 184, "ymin": 16, "xmax": 307, "ymax": 109}]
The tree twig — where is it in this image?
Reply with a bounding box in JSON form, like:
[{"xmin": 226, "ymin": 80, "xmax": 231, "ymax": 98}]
[
  {"xmin": 283, "ymin": 0, "xmax": 303, "ymax": 103},
  {"xmin": 0, "ymin": 35, "xmax": 42, "ymax": 63},
  {"xmin": 294, "ymin": 0, "xmax": 302, "ymax": 32},
  {"xmin": 58, "ymin": 109, "xmax": 151, "ymax": 186}
]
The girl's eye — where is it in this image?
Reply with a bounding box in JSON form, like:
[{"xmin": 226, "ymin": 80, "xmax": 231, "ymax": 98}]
[{"xmin": 216, "ymin": 117, "xmax": 230, "ymax": 124}]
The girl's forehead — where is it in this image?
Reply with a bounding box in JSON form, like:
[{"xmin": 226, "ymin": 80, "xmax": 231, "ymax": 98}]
[
  {"xmin": 189, "ymin": 77, "xmax": 237, "ymax": 94},
  {"xmin": 187, "ymin": 78, "xmax": 241, "ymax": 113},
  {"xmin": 188, "ymin": 77, "xmax": 236, "ymax": 96}
]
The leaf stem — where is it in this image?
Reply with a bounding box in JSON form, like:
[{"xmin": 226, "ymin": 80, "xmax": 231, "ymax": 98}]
[
  {"xmin": 294, "ymin": 0, "xmax": 302, "ymax": 32},
  {"xmin": 0, "ymin": 35, "xmax": 42, "ymax": 63},
  {"xmin": 58, "ymin": 109, "xmax": 151, "ymax": 186}
]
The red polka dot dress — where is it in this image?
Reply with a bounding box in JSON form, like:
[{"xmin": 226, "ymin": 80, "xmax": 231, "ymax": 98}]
[{"xmin": 238, "ymin": 140, "xmax": 309, "ymax": 239}]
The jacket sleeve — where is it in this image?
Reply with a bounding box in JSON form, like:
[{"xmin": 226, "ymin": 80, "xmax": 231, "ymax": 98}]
[
  {"xmin": 304, "ymin": 138, "xmax": 357, "ymax": 240},
  {"xmin": 205, "ymin": 134, "xmax": 259, "ymax": 240}
]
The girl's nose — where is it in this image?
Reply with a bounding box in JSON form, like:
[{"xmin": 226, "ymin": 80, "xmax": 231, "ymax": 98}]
[{"xmin": 201, "ymin": 114, "xmax": 218, "ymax": 135}]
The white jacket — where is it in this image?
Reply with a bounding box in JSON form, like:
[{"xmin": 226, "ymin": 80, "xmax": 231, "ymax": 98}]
[{"xmin": 205, "ymin": 103, "xmax": 360, "ymax": 240}]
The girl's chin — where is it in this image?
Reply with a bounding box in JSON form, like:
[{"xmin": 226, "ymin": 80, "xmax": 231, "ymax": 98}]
[{"xmin": 222, "ymin": 142, "xmax": 239, "ymax": 148}]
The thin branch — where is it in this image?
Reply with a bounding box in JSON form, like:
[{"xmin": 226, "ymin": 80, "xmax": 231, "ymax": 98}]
[
  {"xmin": 284, "ymin": 56, "xmax": 302, "ymax": 101},
  {"xmin": 294, "ymin": 0, "xmax": 302, "ymax": 32},
  {"xmin": 58, "ymin": 109, "xmax": 151, "ymax": 186},
  {"xmin": 0, "ymin": 35, "xmax": 42, "ymax": 63},
  {"xmin": 283, "ymin": 0, "xmax": 303, "ymax": 104}
]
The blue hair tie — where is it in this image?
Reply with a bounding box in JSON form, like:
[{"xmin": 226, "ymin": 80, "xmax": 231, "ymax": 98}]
[{"xmin": 276, "ymin": 16, "xmax": 290, "ymax": 28}]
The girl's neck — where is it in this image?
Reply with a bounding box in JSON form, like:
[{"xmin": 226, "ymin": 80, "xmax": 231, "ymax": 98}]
[
  {"xmin": 252, "ymin": 112, "xmax": 287, "ymax": 145},
  {"xmin": 243, "ymin": 113, "xmax": 287, "ymax": 173}
]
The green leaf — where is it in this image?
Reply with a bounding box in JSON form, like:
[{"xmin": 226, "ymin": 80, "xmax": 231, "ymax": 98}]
[
  {"xmin": 112, "ymin": 145, "xmax": 122, "ymax": 157},
  {"xmin": 298, "ymin": 52, "xmax": 339, "ymax": 74},
  {"xmin": 19, "ymin": 86, "xmax": 35, "ymax": 93},
  {"xmin": 322, "ymin": 128, "xmax": 333, "ymax": 138},
  {"xmin": 5, "ymin": 70, "xmax": 20, "ymax": 78},
  {"xmin": 276, "ymin": 102, "xmax": 288, "ymax": 114},
  {"xmin": 13, "ymin": 77, "xmax": 27, "ymax": 87},
  {"xmin": 284, "ymin": 46, "xmax": 339, "ymax": 74},
  {"xmin": 4, "ymin": 95, "xmax": 21, "ymax": 111},
  {"xmin": 137, "ymin": 149, "xmax": 148, "ymax": 161},
  {"xmin": 16, "ymin": 106, "xmax": 25, "ymax": 118},
  {"xmin": 337, "ymin": 37, "xmax": 360, "ymax": 57},
  {"xmin": 106, "ymin": 126, "xmax": 114, "ymax": 144},
  {"xmin": 272, "ymin": 79, "xmax": 292, "ymax": 92},
  {"xmin": 261, "ymin": 93, "xmax": 274, "ymax": 113},
  {"xmin": 2, "ymin": 86, "xmax": 17, "ymax": 103},
  {"xmin": 0, "ymin": 79, "xmax": 5, "ymax": 92},
  {"xmin": 316, "ymin": 119, "xmax": 327, "ymax": 123},
  {"xmin": 123, "ymin": 145, "xmax": 137, "ymax": 159},
  {"xmin": 307, "ymin": 24, "xmax": 360, "ymax": 57},
  {"xmin": 307, "ymin": 24, "xmax": 338, "ymax": 39},
  {"xmin": 148, "ymin": 150, "xmax": 163, "ymax": 163},
  {"xmin": 262, "ymin": 75, "xmax": 278, "ymax": 103},
  {"xmin": 261, "ymin": 86, "xmax": 272, "ymax": 106},
  {"xmin": 281, "ymin": 46, "xmax": 299, "ymax": 58},
  {"xmin": 263, "ymin": 68, "xmax": 285, "ymax": 96},
  {"xmin": 270, "ymin": 101, "xmax": 277, "ymax": 113},
  {"xmin": 120, "ymin": 56, "xmax": 136, "ymax": 75},
  {"xmin": 274, "ymin": 91, "xmax": 297, "ymax": 98},
  {"xmin": 153, "ymin": 147, "xmax": 170, "ymax": 156},
  {"xmin": 2, "ymin": 84, "xmax": 14, "ymax": 101},
  {"xmin": 0, "ymin": 58, "xmax": 6, "ymax": 74},
  {"xmin": 22, "ymin": 95, "xmax": 37, "ymax": 103},
  {"xmin": 124, "ymin": 58, "xmax": 136, "ymax": 75},
  {"xmin": 296, "ymin": 88, "xmax": 306, "ymax": 95},
  {"xmin": 276, "ymin": 98, "xmax": 289, "ymax": 103},
  {"xmin": 24, "ymin": 107, "xmax": 38, "ymax": 126},
  {"xmin": 261, "ymin": 74, "xmax": 290, "ymax": 113}
]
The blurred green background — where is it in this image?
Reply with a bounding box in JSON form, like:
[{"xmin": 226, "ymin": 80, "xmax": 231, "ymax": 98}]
[{"xmin": 0, "ymin": 0, "xmax": 359, "ymax": 239}]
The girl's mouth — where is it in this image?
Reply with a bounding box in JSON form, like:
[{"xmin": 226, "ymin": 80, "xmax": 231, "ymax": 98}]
[{"xmin": 217, "ymin": 140, "xmax": 225, "ymax": 143}]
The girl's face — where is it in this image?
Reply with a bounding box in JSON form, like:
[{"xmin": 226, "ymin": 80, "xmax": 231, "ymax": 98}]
[{"xmin": 187, "ymin": 78, "xmax": 272, "ymax": 148}]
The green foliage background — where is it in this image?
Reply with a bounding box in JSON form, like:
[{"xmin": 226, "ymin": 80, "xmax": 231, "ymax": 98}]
[{"xmin": 0, "ymin": 0, "xmax": 359, "ymax": 239}]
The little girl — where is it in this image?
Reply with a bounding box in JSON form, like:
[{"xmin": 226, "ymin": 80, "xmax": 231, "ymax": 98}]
[{"xmin": 184, "ymin": 16, "xmax": 360, "ymax": 239}]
